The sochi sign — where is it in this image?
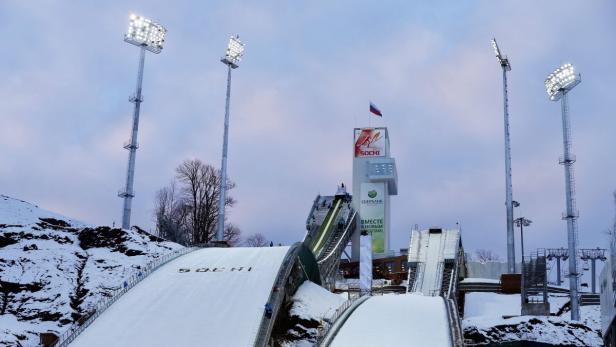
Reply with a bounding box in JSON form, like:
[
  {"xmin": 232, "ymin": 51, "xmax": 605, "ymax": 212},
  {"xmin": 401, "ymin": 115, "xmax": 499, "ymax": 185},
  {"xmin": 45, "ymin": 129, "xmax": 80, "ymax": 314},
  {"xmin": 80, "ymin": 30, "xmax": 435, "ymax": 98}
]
[{"xmin": 354, "ymin": 128, "xmax": 386, "ymax": 158}]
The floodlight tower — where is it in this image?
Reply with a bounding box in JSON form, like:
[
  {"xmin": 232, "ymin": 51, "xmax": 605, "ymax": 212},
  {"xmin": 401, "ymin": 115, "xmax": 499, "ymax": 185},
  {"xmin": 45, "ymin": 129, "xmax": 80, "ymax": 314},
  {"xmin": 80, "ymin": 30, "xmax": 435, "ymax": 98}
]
[
  {"xmin": 118, "ymin": 14, "xmax": 167, "ymax": 230},
  {"xmin": 545, "ymin": 63, "xmax": 582, "ymax": 320},
  {"xmin": 216, "ymin": 35, "xmax": 244, "ymax": 241},
  {"xmin": 491, "ymin": 38, "xmax": 516, "ymax": 273}
]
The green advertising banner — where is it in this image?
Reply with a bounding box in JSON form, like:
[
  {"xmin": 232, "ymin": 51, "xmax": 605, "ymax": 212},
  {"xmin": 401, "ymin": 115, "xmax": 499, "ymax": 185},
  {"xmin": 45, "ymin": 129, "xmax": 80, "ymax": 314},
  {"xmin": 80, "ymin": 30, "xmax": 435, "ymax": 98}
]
[{"xmin": 360, "ymin": 182, "xmax": 385, "ymax": 253}]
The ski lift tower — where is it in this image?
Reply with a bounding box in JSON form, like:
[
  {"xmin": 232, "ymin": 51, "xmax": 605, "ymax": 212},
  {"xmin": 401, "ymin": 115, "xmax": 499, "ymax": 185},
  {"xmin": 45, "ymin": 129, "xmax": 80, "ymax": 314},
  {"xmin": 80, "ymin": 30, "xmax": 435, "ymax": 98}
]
[
  {"xmin": 546, "ymin": 248, "xmax": 569, "ymax": 286},
  {"xmin": 579, "ymin": 248, "xmax": 607, "ymax": 293}
]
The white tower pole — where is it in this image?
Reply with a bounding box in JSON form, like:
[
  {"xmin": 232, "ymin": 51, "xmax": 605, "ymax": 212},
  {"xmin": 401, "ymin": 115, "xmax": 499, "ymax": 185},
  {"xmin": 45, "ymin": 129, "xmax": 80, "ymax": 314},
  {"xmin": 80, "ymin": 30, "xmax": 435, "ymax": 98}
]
[
  {"xmin": 217, "ymin": 35, "xmax": 244, "ymax": 242},
  {"xmin": 119, "ymin": 14, "xmax": 166, "ymax": 230},
  {"xmin": 121, "ymin": 47, "xmax": 146, "ymax": 229}
]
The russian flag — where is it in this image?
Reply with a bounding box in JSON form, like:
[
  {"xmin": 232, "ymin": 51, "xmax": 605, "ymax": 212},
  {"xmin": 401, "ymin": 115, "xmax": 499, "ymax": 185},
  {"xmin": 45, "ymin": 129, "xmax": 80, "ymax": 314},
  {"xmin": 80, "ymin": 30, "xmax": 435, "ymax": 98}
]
[{"xmin": 369, "ymin": 102, "xmax": 382, "ymax": 117}]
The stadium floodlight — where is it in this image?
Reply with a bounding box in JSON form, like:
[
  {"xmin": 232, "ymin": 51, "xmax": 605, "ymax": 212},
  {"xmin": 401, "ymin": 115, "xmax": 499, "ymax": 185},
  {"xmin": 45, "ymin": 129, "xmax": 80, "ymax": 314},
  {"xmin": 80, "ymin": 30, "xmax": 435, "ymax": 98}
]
[
  {"xmin": 491, "ymin": 38, "xmax": 516, "ymax": 273},
  {"xmin": 545, "ymin": 63, "xmax": 580, "ymax": 101},
  {"xmin": 124, "ymin": 14, "xmax": 167, "ymax": 54},
  {"xmin": 118, "ymin": 14, "xmax": 166, "ymax": 230},
  {"xmin": 216, "ymin": 34, "xmax": 244, "ymax": 241},
  {"xmin": 221, "ymin": 35, "xmax": 244, "ymax": 68},
  {"xmin": 491, "ymin": 38, "xmax": 511, "ymax": 71},
  {"xmin": 545, "ymin": 62, "xmax": 582, "ymax": 321}
]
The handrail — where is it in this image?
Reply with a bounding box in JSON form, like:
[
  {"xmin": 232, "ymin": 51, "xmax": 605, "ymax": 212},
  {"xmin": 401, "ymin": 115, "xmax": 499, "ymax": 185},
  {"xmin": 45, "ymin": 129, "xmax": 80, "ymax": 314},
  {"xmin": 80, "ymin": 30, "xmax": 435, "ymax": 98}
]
[
  {"xmin": 318, "ymin": 209, "xmax": 356, "ymax": 265},
  {"xmin": 305, "ymin": 194, "xmax": 321, "ymax": 232},
  {"xmin": 317, "ymin": 295, "xmax": 370, "ymax": 347},
  {"xmin": 53, "ymin": 246, "xmax": 197, "ymax": 347},
  {"xmin": 312, "ymin": 199, "xmax": 343, "ymax": 255},
  {"xmin": 317, "ymin": 210, "xmax": 357, "ymax": 287},
  {"xmin": 253, "ymin": 243, "xmax": 302, "ymax": 347},
  {"xmin": 313, "ymin": 297, "xmax": 354, "ymax": 346},
  {"xmin": 444, "ymin": 297, "xmax": 465, "ymax": 347}
]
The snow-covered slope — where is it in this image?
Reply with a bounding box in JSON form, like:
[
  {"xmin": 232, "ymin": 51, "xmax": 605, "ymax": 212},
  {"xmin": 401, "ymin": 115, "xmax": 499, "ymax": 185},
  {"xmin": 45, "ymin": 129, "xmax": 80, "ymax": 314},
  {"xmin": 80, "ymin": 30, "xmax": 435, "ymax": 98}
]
[
  {"xmin": 463, "ymin": 292, "xmax": 602, "ymax": 346},
  {"xmin": 330, "ymin": 294, "xmax": 451, "ymax": 347},
  {"xmin": 70, "ymin": 246, "xmax": 290, "ymax": 347},
  {"xmin": 276, "ymin": 281, "xmax": 347, "ymax": 347},
  {"xmin": 0, "ymin": 195, "xmax": 182, "ymax": 346}
]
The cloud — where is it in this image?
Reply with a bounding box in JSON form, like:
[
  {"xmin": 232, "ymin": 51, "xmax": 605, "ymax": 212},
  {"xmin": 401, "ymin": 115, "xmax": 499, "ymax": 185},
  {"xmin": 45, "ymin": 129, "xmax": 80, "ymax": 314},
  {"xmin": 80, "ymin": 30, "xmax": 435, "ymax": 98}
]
[{"xmin": 1, "ymin": 1, "xmax": 614, "ymax": 256}]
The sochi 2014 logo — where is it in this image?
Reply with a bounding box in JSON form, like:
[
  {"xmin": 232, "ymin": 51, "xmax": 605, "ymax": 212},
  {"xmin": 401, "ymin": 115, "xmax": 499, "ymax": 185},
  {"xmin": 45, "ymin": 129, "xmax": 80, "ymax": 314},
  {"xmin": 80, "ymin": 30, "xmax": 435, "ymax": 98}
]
[{"xmin": 354, "ymin": 128, "xmax": 383, "ymax": 157}]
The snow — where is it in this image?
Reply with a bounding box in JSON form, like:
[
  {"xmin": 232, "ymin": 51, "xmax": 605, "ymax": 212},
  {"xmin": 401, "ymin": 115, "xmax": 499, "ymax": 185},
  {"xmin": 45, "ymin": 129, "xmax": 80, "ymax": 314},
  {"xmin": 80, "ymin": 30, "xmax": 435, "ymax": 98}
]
[
  {"xmin": 417, "ymin": 232, "xmax": 444, "ymax": 295},
  {"xmin": 289, "ymin": 281, "xmax": 346, "ymax": 321},
  {"xmin": 408, "ymin": 229, "xmax": 459, "ymax": 295},
  {"xmin": 0, "ymin": 195, "xmax": 181, "ymax": 346},
  {"xmin": 70, "ymin": 246, "xmax": 290, "ymax": 347},
  {"xmin": 460, "ymin": 277, "xmax": 500, "ymax": 284},
  {"xmin": 464, "ymin": 292, "xmax": 521, "ymax": 322},
  {"xmin": 330, "ymin": 294, "xmax": 451, "ymax": 347},
  {"xmin": 463, "ymin": 292, "xmax": 602, "ymax": 346},
  {"xmin": 0, "ymin": 195, "xmax": 85, "ymax": 227}
]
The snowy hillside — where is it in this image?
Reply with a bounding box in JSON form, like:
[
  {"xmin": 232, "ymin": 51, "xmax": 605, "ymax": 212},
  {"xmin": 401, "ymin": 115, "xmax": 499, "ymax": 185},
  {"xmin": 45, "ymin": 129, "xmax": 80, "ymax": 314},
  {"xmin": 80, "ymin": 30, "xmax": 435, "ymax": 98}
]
[
  {"xmin": 0, "ymin": 195, "xmax": 182, "ymax": 346},
  {"xmin": 274, "ymin": 281, "xmax": 347, "ymax": 347},
  {"xmin": 463, "ymin": 291, "xmax": 602, "ymax": 346}
]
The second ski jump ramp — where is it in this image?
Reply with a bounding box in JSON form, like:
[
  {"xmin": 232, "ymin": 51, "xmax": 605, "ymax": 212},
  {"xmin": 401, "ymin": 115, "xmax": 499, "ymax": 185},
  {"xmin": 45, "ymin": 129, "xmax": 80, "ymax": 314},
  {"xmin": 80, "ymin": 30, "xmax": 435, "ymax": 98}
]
[
  {"xmin": 70, "ymin": 246, "xmax": 292, "ymax": 347},
  {"xmin": 323, "ymin": 294, "xmax": 452, "ymax": 347}
]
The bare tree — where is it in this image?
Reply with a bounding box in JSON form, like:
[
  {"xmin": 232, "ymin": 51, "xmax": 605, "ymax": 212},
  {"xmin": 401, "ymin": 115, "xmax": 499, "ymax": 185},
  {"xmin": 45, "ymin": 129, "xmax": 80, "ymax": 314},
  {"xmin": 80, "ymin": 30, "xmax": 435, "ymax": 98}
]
[
  {"xmin": 224, "ymin": 223, "xmax": 242, "ymax": 247},
  {"xmin": 154, "ymin": 159, "xmax": 238, "ymax": 246},
  {"xmin": 154, "ymin": 181, "xmax": 190, "ymax": 245},
  {"xmin": 475, "ymin": 249, "xmax": 501, "ymax": 263},
  {"xmin": 245, "ymin": 233, "xmax": 268, "ymax": 247}
]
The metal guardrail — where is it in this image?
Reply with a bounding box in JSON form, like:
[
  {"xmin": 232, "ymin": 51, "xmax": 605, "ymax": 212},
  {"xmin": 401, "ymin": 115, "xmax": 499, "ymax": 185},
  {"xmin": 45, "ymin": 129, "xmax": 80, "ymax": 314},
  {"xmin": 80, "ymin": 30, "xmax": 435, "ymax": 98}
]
[
  {"xmin": 314, "ymin": 297, "xmax": 355, "ymax": 346},
  {"xmin": 253, "ymin": 243, "xmax": 304, "ymax": 347},
  {"xmin": 53, "ymin": 247, "xmax": 197, "ymax": 347},
  {"xmin": 305, "ymin": 194, "xmax": 321, "ymax": 232},
  {"xmin": 317, "ymin": 295, "xmax": 370, "ymax": 347},
  {"xmin": 444, "ymin": 244, "xmax": 464, "ymax": 346},
  {"xmin": 444, "ymin": 297, "xmax": 465, "ymax": 347}
]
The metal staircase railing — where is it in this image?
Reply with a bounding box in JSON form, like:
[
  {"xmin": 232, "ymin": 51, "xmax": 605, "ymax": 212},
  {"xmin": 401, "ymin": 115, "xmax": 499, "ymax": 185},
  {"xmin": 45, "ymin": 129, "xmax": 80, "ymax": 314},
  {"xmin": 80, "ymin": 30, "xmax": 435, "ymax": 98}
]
[
  {"xmin": 317, "ymin": 210, "xmax": 357, "ymax": 288},
  {"xmin": 316, "ymin": 295, "xmax": 371, "ymax": 347}
]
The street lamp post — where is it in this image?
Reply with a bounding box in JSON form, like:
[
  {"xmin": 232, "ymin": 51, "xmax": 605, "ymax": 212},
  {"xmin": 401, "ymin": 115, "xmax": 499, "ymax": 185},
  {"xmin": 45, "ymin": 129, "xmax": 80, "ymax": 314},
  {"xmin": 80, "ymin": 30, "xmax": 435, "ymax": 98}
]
[
  {"xmin": 545, "ymin": 62, "xmax": 582, "ymax": 321},
  {"xmin": 491, "ymin": 38, "xmax": 516, "ymax": 274},
  {"xmin": 216, "ymin": 35, "xmax": 244, "ymax": 242},
  {"xmin": 118, "ymin": 14, "xmax": 167, "ymax": 230},
  {"xmin": 514, "ymin": 217, "xmax": 532, "ymax": 264}
]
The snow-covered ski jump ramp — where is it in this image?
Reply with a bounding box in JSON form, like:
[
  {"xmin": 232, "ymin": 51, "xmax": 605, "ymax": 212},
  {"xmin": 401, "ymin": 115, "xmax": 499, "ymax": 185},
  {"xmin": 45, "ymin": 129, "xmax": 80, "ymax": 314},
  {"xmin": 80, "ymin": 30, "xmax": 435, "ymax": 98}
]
[
  {"xmin": 407, "ymin": 227, "xmax": 463, "ymax": 297},
  {"xmin": 70, "ymin": 243, "xmax": 320, "ymax": 347},
  {"xmin": 321, "ymin": 294, "xmax": 453, "ymax": 347}
]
